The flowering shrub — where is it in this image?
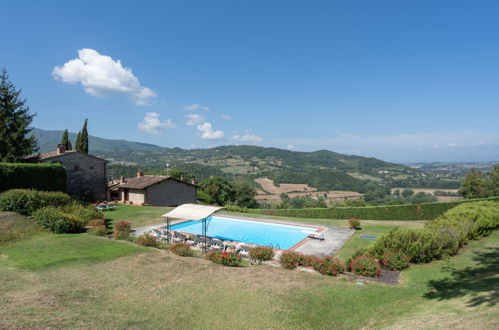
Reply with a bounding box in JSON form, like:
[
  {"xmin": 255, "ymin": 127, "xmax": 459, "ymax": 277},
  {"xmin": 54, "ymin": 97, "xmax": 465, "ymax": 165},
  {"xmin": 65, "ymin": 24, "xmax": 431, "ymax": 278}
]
[
  {"xmin": 313, "ymin": 256, "xmax": 345, "ymax": 276},
  {"xmin": 350, "ymin": 256, "xmax": 381, "ymax": 277},
  {"xmin": 206, "ymin": 250, "xmax": 243, "ymax": 266},
  {"xmin": 280, "ymin": 251, "xmax": 302, "ymax": 270},
  {"xmin": 249, "ymin": 246, "xmax": 274, "ymax": 263},
  {"xmin": 348, "ymin": 218, "xmax": 361, "ymax": 230},
  {"xmin": 299, "ymin": 254, "xmax": 320, "ymax": 268},
  {"xmin": 382, "ymin": 251, "xmax": 410, "ymax": 270},
  {"xmin": 170, "ymin": 242, "xmax": 194, "ymax": 257},
  {"xmin": 114, "ymin": 220, "xmax": 132, "ymax": 240},
  {"xmin": 137, "ymin": 233, "xmax": 160, "ymax": 247}
]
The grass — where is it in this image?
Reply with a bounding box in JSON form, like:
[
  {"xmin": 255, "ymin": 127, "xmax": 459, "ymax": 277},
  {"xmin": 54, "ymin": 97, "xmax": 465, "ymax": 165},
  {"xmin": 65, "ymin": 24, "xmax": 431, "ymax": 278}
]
[
  {"xmin": 0, "ymin": 212, "xmax": 497, "ymax": 329},
  {"xmin": 0, "ymin": 233, "xmax": 150, "ymax": 271},
  {"xmin": 104, "ymin": 203, "xmax": 173, "ymax": 228}
]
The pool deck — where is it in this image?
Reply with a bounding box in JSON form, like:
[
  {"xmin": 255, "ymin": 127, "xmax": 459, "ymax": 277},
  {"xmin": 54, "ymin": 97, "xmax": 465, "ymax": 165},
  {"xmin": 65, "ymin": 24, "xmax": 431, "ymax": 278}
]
[{"xmin": 132, "ymin": 215, "xmax": 355, "ymax": 257}]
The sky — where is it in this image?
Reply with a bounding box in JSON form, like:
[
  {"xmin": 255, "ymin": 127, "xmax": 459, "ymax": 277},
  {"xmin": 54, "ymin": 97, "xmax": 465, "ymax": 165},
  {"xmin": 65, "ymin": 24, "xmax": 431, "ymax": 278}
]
[{"xmin": 1, "ymin": 0, "xmax": 499, "ymax": 163}]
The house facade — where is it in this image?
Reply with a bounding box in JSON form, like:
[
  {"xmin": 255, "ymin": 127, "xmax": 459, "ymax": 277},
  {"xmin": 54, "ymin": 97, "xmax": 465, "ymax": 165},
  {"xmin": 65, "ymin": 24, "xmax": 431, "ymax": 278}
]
[
  {"xmin": 113, "ymin": 172, "xmax": 197, "ymax": 206},
  {"xmin": 39, "ymin": 144, "xmax": 108, "ymax": 201}
]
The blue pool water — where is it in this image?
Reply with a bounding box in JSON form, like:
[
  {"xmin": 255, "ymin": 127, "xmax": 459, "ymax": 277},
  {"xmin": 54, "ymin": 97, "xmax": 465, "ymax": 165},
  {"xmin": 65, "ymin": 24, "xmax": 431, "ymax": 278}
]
[{"xmin": 169, "ymin": 216, "xmax": 318, "ymax": 250}]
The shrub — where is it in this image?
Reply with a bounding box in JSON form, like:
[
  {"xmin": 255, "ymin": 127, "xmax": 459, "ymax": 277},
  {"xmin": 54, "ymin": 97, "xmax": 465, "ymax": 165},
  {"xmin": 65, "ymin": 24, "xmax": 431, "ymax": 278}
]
[
  {"xmin": 88, "ymin": 225, "xmax": 107, "ymax": 236},
  {"xmin": 225, "ymin": 204, "xmax": 248, "ymax": 213},
  {"xmin": 381, "ymin": 251, "xmax": 410, "ymax": 271},
  {"xmin": 299, "ymin": 254, "xmax": 320, "ymax": 268},
  {"xmin": 205, "ymin": 250, "xmax": 243, "ymax": 266},
  {"xmin": 32, "ymin": 207, "xmax": 86, "ymax": 234},
  {"xmin": 280, "ymin": 251, "xmax": 302, "ymax": 270},
  {"xmin": 170, "ymin": 242, "xmax": 194, "ymax": 257},
  {"xmin": 313, "ymin": 256, "xmax": 345, "ymax": 276},
  {"xmin": 137, "ymin": 233, "xmax": 160, "ymax": 247},
  {"xmin": 88, "ymin": 218, "xmax": 106, "ymax": 228},
  {"xmin": 114, "ymin": 220, "xmax": 132, "ymax": 240},
  {"xmin": 0, "ymin": 189, "xmax": 72, "ymax": 215},
  {"xmin": 249, "ymin": 246, "xmax": 275, "ymax": 263},
  {"xmin": 350, "ymin": 256, "xmax": 381, "ymax": 277},
  {"xmin": 0, "ymin": 162, "xmax": 66, "ymax": 192},
  {"xmin": 348, "ymin": 218, "xmax": 361, "ymax": 229}
]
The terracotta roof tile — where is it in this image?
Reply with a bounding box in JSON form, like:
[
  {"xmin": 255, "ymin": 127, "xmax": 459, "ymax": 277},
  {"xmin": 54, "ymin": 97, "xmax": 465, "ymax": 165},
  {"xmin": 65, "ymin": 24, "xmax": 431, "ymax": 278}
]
[{"xmin": 117, "ymin": 175, "xmax": 198, "ymax": 189}]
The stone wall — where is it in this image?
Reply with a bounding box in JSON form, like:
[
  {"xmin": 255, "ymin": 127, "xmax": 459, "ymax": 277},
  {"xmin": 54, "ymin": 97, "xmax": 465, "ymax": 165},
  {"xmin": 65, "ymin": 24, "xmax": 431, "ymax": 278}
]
[
  {"xmin": 146, "ymin": 180, "xmax": 197, "ymax": 206},
  {"xmin": 42, "ymin": 152, "xmax": 107, "ymax": 201}
]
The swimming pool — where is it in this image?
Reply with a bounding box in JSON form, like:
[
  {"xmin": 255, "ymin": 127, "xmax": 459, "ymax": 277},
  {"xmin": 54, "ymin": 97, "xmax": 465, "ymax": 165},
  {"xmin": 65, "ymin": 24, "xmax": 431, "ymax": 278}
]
[{"xmin": 169, "ymin": 216, "xmax": 320, "ymax": 250}]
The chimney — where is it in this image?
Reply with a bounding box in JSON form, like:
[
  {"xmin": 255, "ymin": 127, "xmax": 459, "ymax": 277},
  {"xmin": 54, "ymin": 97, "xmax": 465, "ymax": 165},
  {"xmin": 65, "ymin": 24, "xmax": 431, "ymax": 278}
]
[
  {"xmin": 137, "ymin": 170, "xmax": 144, "ymax": 178},
  {"xmin": 56, "ymin": 144, "xmax": 65, "ymax": 155},
  {"xmin": 120, "ymin": 176, "xmax": 126, "ymax": 184}
]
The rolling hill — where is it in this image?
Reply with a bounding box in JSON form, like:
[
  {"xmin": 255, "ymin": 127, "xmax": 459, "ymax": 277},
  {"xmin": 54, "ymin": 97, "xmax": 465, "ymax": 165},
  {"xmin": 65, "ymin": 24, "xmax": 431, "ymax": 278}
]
[{"xmin": 32, "ymin": 128, "xmax": 462, "ymax": 190}]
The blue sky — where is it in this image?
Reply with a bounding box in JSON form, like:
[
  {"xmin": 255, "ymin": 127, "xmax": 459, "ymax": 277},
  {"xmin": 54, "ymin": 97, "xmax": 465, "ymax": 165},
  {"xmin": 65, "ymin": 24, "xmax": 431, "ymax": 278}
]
[{"xmin": 1, "ymin": 0, "xmax": 499, "ymax": 162}]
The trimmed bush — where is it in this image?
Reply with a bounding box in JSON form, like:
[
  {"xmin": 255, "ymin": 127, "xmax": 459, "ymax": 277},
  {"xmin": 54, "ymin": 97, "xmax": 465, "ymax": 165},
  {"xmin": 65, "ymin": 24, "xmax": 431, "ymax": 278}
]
[
  {"xmin": 0, "ymin": 162, "xmax": 66, "ymax": 193},
  {"xmin": 348, "ymin": 218, "xmax": 361, "ymax": 229},
  {"xmin": 0, "ymin": 189, "xmax": 72, "ymax": 215},
  {"xmin": 170, "ymin": 242, "xmax": 194, "ymax": 257},
  {"xmin": 114, "ymin": 220, "xmax": 132, "ymax": 240},
  {"xmin": 382, "ymin": 251, "xmax": 410, "ymax": 271},
  {"xmin": 32, "ymin": 203, "xmax": 104, "ymax": 234},
  {"xmin": 350, "ymin": 256, "xmax": 381, "ymax": 277},
  {"xmin": 206, "ymin": 250, "xmax": 243, "ymax": 266},
  {"xmin": 88, "ymin": 218, "xmax": 106, "ymax": 228},
  {"xmin": 247, "ymin": 196, "xmax": 499, "ymax": 221},
  {"xmin": 351, "ymin": 201, "xmax": 499, "ymax": 267},
  {"xmin": 225, "ymin": 204, "xmax": 248, "ymax": 213},
  {"xmin": 249, "ymin": 246, "xmax": 275, "ymax": 263},
  {"xmin": 313, "ymin": 256, "xmax": 345, "ymax": 276},
  {"xmin": 137, "ymin": 233, "xmax": 160, "ymax": 247},
  {"xmin": 280, "ymin": 251, "xmax": 302, "ymax": 270}
]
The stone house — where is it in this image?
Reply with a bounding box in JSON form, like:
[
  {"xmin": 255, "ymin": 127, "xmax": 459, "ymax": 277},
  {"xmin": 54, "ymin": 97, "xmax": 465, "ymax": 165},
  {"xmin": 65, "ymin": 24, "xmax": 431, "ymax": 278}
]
[
  {"xmin": 111, "ymin": 171, "xmax": 197, "ymax": 206},
  {"xmin": 39, "ymin": 144, "xmax": 108, "ymax": 201}
]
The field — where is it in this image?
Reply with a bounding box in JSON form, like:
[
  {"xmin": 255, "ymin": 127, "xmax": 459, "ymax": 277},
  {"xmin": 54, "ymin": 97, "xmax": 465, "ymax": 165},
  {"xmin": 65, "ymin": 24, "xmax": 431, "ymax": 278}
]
[
  {"xmin": 254, "ymin": 177, "xmax": 363, "ymax": 203},
  {"xmin": 0, "ymin": 211, "xmax": 497, "ymax": 329}
]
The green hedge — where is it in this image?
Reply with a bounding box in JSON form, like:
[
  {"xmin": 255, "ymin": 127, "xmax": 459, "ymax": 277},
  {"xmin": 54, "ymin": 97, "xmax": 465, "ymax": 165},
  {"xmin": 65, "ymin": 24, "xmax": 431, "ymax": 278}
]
[
  {"xmin": 248, "ymin": 196, "xmax": 499, "ymax": 220},
  {"xmin": 0, "ymin": 189, "xmax": 73, "ymax": 216},
  {"xmin": 0, "ymin": 163, "xmax": 66, "ymax": 192},
  {"xmin": 32, "ymin": 203, "xmax": 104, "ymax": 234}
]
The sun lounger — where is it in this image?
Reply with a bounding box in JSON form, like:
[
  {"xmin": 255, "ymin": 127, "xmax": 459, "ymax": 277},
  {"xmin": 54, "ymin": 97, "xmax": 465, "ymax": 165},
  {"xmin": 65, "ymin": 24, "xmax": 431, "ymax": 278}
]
[
  {"xmin": 185, "ymin": 234, "xmax": 197, "ymax": 245},
  {"xmin": 211, "ymin": 238, "xmax": 224, "ymax": 250},
  {"xmin": 308, "ymin": 232, "xmax": 325, "ymax": 240},
  {"xmin": 236, "ymin": 244, "xmax": 251, "ymax": 257},
  {"xmin": 173, "ymin": 231, "xmax": 186, "ymax": 242}
]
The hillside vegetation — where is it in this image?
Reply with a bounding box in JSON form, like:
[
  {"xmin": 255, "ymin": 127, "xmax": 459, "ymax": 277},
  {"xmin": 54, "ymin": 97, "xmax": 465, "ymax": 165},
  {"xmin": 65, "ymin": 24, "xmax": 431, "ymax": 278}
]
[{"xmin": 34, "ymin": 128, "xmax": 462, "ymax": 191}]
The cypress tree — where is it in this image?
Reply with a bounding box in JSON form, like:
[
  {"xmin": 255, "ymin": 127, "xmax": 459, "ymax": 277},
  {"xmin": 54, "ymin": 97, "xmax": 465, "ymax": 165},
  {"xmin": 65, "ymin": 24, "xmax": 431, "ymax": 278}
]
[
  {"xmin": 81, "ymin": 119, "xmax": 88, "ymax": 154},
  {"xmin": 60, "ymin": 129, "xmax": 72, "ymax": 150},
  {"xmin": 0, "ymin": 69, "xmax": 38, "ymax": 162},
  {"xmin": 75, "ymin": 131, "xmax": 82, "ymax": 152}
]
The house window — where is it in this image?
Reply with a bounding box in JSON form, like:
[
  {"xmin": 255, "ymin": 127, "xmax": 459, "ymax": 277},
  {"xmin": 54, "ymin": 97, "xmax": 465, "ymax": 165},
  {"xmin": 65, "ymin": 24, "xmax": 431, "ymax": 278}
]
[
  {"xmin": 74, "ymin": 165, "xmax": 80, "ymax": 171},
  {"xmin": 89, "ymin": 166, "xmax": 94, "ymax": 170}
]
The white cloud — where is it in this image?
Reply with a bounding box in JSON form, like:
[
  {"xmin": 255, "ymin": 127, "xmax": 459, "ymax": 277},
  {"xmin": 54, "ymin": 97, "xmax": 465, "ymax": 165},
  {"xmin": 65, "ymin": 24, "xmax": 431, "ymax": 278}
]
[
  {"xmin": 138, "ymin": 112, "xmax": 176, "ymax": 135},
  {"xmin": 286, "ymin": 144, "xmax": 298, "ymax": 151},
  {"xmin": 221, "ymin": 114, "xmax": 231, "ymax": 120},
  {"xmin": 184, "ymin": 104, "xmax": 210, "ymax": 111},
  {"xmin": 197, "ymin": 122, "xmax": 224, "ymax": 140},
  {"xmin": 52, "ymin": 48, "xmax": 156, "ymax": 105},
  {"xmin": 185, "ymin": 114, "xmax": 205, "ymax": 126},
  {"xmin": 232, "ymin": 134, "xmax": 262, "ymax": 143}
]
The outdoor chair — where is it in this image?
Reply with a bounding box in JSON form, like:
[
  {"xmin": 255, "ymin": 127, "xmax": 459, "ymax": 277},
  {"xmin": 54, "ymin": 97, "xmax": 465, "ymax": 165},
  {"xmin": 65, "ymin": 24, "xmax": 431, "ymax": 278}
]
[
  {"xmin": 236, "ymin": 244, "xmax": 251, "ymax": 257},
  {"xmin": 185, "ymin": 234, "xmax": 197, "ymax": 245}
]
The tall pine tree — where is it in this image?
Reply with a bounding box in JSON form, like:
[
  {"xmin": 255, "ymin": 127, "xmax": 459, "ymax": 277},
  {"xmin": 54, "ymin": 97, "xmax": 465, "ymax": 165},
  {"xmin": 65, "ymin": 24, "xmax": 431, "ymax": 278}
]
[
  {"xmin": 60, "ymin": 129, "xmax": 72, "ymax": 150},
  {"xmin": 0, "ymin": 69, "xmax": 38, "ymax": 162}
]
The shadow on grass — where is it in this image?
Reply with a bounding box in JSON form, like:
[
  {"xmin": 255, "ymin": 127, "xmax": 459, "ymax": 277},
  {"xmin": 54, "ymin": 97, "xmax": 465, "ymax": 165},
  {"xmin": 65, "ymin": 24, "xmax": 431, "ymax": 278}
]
[{"xmin": 424, "ymin": 247, "xmax": 499, "ymax": 307}]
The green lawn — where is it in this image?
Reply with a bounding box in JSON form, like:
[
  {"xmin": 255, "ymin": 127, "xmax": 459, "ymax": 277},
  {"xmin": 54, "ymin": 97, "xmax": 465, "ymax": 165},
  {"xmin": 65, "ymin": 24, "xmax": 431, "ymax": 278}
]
[
  {"xmin": 1, "ymin": 212, "xmax": 497, "ymax": 329},
  {"xmin": 104, "ymin": 204, "xmax": 173, "ymax": 228}
]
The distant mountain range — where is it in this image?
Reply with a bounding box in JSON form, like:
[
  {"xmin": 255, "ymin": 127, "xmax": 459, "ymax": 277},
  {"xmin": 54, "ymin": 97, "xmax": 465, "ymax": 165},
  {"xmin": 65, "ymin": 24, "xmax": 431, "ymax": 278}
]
[
  {"xmin": 33, "ymin": 128, "xmax": 167, "ymax": 153},
  {"xmin": 33, "ymin": 128, "xmax": 462, "ymax": 190}
]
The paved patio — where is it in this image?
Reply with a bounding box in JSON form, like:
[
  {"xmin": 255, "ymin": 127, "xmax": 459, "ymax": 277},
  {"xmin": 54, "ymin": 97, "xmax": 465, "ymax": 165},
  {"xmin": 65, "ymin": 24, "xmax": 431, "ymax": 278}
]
[{"xmin": 132, "ymin": 214, "xmax": 355, "ymax": 257}]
